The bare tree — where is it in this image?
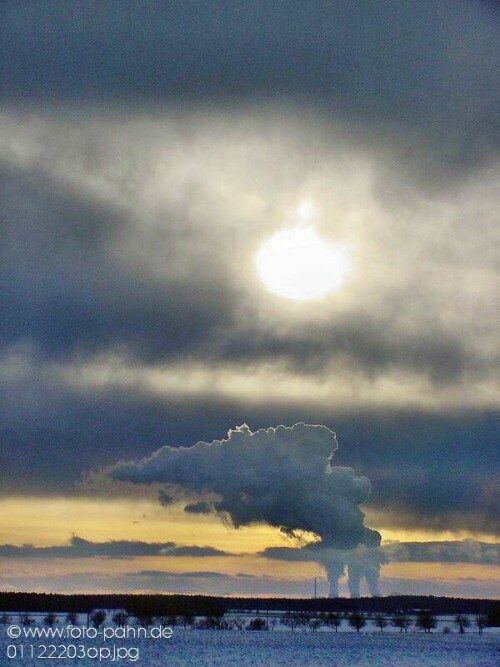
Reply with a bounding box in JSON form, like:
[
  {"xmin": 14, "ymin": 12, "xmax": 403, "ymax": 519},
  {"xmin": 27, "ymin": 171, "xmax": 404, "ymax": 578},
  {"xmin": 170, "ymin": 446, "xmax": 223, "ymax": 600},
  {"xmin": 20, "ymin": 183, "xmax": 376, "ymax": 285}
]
[
  {"xmin": 112, "ymin": 611, "xmax": 128, "ymax": 628},
  {"xmin": 392, "ymin": 613, "xmax": 412, "ymax": 633},
  {"xmin": 157, "ymin": 615, "xmax": 176, "ymax": 628},
  {"xmin": 475, "ymin": 615, "xmax": 487, "ymax": 635},
  {"xmin": 281, "ymin": 611, "xmax": 309, "ymax": 632},
  {"xmin": 374, "ymin": 614, "xmax": 388, "ymax": 632},
  {"xmin": 309, "ymin": 617, "xmax": 322, "ymax": 632},
  {"xmin": 454, "ymin": 614, "xmax": 470, "ymax": 634},
  {"xmin": 231, "ymin": 616, "xmax": 245, "ymax": 631},
  {"xmin": 19, "ymin": 613, "xmax": 34, "ymax": 627},
  {"xmin": 323, "ymin": 612, "xmax": 342, "ymax": 632},
  {"xmin": 90, "ymin": 610, "xmax": 107, "ymax": 629},
  {"xmin": 0, "ymin": 613, "xmax": 11, "ymax": 626},
  {"xmin": 181, "ymin": 613, "xmax": 194, "ymax": 629},
  {"xmin": 348, "ymin": 611, "xmax": 366, "ymax": 633},
  {"xmin": 136, "ymin": 614, "xmax": 154, "ymax": 629},
  {"xmin": 66, "ymin": 612, "xmax": 78, "ymax": 625},
  {"xmin": 416, "ymin": 610, "xmax": 437, "ymax": 633},
  {"xmin": 44, "ymin": 613, "xmax": 58, "ymax": 628}
]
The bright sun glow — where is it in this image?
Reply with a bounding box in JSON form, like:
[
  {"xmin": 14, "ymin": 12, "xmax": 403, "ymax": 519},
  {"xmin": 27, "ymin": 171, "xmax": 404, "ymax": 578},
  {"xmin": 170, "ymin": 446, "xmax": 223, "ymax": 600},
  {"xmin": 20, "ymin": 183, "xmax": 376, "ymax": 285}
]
[{"xmin": 256, "ymin": 226, "xmax": 351, "ymax": 301}]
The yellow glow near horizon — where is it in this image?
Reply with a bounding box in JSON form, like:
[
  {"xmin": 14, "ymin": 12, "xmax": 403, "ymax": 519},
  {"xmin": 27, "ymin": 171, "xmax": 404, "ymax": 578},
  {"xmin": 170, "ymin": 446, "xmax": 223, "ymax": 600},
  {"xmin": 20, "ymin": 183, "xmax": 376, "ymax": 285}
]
[
  {"xmin": 1, "ymin": 496, "xmax": 499, "ymax": 597},
  {"xmin": 0, "ymin": 496, "xmax": 287, "ymax": 552},
  {"xmin": 2, "ymin": 496, "xmax": 498, "ymax": 549},
  {"xmin": 256, "ymin": 225, "xmax": 350, "ymax": 301}
]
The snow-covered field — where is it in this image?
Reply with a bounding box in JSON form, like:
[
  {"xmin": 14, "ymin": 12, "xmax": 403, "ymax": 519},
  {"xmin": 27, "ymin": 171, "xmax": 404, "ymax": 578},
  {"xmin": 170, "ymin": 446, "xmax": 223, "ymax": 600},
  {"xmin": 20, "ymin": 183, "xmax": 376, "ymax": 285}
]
[
  {"xmin": 157, "ymin": 630, "xmax": 498, "ymax": 667},
  {"xmin": 1, "ymin": 624, "xmax": 499, "ymax": 667}
]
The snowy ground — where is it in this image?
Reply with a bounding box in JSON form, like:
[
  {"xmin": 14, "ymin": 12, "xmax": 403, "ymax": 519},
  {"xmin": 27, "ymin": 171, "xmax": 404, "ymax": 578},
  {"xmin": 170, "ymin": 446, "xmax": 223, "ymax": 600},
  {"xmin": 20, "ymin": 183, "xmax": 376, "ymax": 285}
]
[{"xmin": 1, "ymin": 615, "xmax": 498, "ymax": 666}]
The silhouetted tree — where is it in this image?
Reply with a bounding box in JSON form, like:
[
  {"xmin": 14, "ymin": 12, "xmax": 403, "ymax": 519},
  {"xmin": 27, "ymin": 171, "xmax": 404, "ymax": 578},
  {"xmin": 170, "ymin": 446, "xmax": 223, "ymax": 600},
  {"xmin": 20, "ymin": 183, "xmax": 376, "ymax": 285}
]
[
  {"xmin": 281, "ymin": 611, "xmax": 309, "ymax": 632},
  {"xmin": 392, "ymin": 613, "xmax": 412, "ymax": 633},
  {"xmin": 232, "ymin": 616, "xmax": 245, "ymax": 631},
  {"xmin": 44, "ymin": 613, "xmax": 58, "ymax": 628},
  {"xmin": 323, "ymin": 612, "xmax": 342, "ymax": 632},
  {"xmin": 181, "ymin": 613, "xmax": 194, "ymax": 629},
  {"xmin": 90, "ymin": 610, "xmax": 107, "ymax": 629},
  {"xmin": 301, "ymin": 612, "xmax": 311, "ymax": 629},
  {"xmin": 454, "ymin": 614, "xmax": 470, "ymax": 634},
  {"xmin": 475, "ymin": 615, "xmax": 487, "ymax": 635},
  {"xmin": 157, "ymin": 615, "xmax": 176, "ymax": 627},
  {"xmin": 136, "ymin": 614, "xmax": 154, "ymax": 628},
  {"xmin": 112, "ymin": 611, "xmax": 128, "ymax": 628},
  {"xmin": 416, "ymin": 610, "xmax": 437, "ymax": 633},
  {"xmin": 19, "ymin": 613, "xmax": 34, "ymax": 627},
  {"xmin": 374, "ymin": 614, "xmax": 388, "ymax": 632},
  {"xmin": 66, "ymin": 612, "xmax": 78, "ymax": 625},
  {"xmin": 197, "ymin": 613, "xmax": 225, "ymax": 630},
  {"xmin": 348, "ymin": 611, "xmax": 366, "ymax": 633},
  {"xmin": 309, "ymin": 617, "xmax": 322, "ymax": 632},
  {"xmin": 247, "ymin": 617, "xmax": 267, "ymax": 631}
]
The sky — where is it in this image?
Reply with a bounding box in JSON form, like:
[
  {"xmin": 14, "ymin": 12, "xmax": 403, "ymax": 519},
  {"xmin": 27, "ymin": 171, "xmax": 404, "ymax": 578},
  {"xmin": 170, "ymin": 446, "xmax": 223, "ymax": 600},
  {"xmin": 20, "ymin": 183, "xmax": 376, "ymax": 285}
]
[{"xmin": 0, "ymin": 0, "xmax": 499, "ymax": 599}]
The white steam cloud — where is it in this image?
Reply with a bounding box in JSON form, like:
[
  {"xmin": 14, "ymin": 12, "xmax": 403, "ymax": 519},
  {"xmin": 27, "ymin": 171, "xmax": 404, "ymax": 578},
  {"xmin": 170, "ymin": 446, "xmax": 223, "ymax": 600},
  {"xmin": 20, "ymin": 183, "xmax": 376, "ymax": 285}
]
[{"xmin": 108, "ymin": 423, "xmax": 383, "ymax": 597}]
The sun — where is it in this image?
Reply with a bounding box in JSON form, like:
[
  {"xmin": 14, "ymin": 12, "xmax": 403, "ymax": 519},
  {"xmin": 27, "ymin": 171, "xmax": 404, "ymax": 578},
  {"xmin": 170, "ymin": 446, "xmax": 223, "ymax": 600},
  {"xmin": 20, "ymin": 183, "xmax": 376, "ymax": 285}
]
[{"xmin": 256, "ymin": 225, "xmax": 351, "ymax": 301}]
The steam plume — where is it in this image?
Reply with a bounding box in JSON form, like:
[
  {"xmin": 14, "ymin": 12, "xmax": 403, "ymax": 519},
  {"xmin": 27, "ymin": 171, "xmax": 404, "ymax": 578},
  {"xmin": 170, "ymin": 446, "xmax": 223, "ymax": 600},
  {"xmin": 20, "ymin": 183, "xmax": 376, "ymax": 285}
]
[{"xmin": 108, "ymin": 423, "xmax": 383, "ymax": 596}]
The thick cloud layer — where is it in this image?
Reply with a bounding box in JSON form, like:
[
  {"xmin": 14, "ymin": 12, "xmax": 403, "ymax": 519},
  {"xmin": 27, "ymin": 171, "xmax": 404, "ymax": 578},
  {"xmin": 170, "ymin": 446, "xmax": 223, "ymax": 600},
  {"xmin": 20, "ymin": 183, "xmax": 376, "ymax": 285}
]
[
  {"xmin": 109, "ymin": 423, "xmax": 380, "ymax": 550},
  {"xmin": 384, "ymin": 539, "xmax": 500, "ymax": 566},
  {"xmin": 1, "ymin": 112, "xmax": 498, "ymax": 383},
  {"xmin": 2, "ymin": 1, "xmax": 499, "ymax": 173},
  {"xmin": 263, "ymin": 539, "xmax": 500, "ymax": 567}
]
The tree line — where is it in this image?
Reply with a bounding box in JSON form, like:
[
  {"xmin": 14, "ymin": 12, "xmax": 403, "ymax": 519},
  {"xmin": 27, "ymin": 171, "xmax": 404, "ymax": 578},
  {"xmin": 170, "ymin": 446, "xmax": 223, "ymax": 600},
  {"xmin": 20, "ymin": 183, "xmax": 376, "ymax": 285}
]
[
  {"xmin": 0, "ymin": 592, "xmax": 497, "ymax": 628},
  {"xmin": 0, "ymin": 609, "xmax": 491, "ymax": 635}
]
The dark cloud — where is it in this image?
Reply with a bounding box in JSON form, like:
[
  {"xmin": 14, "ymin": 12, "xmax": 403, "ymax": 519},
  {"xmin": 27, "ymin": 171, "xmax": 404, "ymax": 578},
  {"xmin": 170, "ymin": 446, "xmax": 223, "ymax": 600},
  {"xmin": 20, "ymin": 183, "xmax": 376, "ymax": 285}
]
[
  {"xmin": 368, "ymin": 468, "xmax": 500, "ymax": 535},
  {"xmin": 0, "ymin": 536, "xmax": 234, "ymax": 559},
  {"xmin": 1, "ymin": 358, "xmax": 498, "ymax": 538},
  {"xmin": 262, "ymin": 539, "xmax": 500, "ymax": 567},
  {"xmin": 0, "ymin": 110, "xmax": 497, "ymax": 388},
  {"xmin": 0, "ymin": 163, "xmax": 237, "ymax": 364},
  {"xmin": 130, "ymin": 570, "xmax": 261, "ymax": 580},
  {"xmin": 160, "ymin": 545, "xmax": 231, "ymax": 558},
  {"xmin": 384, "ymin": 540, "xmax": 500, "ymax": 565},
  {"xmin": 0, "ymin": 536, "xmax": 172, "ymax": 559},
  {"xmin": 1, "ymin": 124, "xmax": 497, "ymax": 420},
  {"xmin": 218, "ymin": 319, "xmax": 477, "ymax": 385},
  {"xmin": 2, "ymin": 1, "xmax": 499, "ymax": 170}
]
